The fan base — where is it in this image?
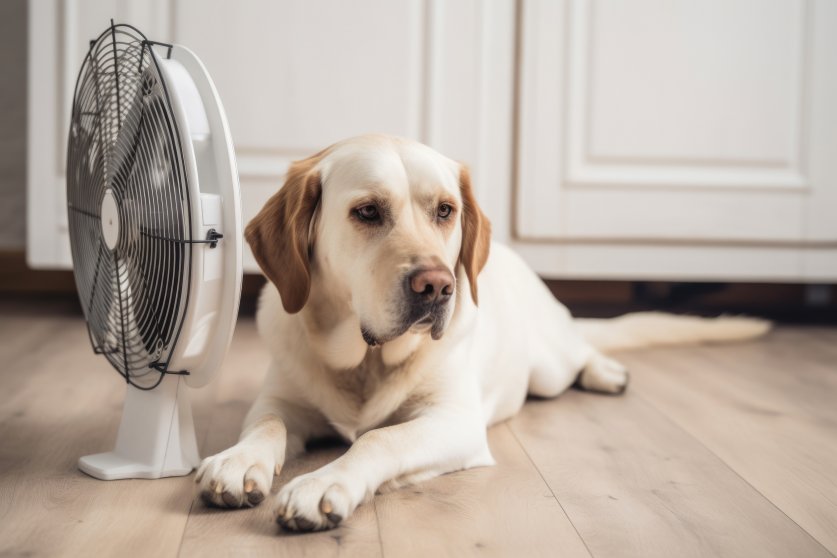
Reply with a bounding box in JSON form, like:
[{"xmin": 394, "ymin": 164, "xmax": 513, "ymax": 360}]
[
  {"xmin": 79, "ymin": 452, "xmax": 193, "ymax": 480},
  {"xmin": 78, "ymin": 375, "xmax": 200, "ymax": 480}
]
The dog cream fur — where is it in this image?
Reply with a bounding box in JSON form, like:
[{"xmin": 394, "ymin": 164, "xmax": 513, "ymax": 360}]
[{"xmin": 195, "ymin": 134, "xmax": 770, "ymax": 531}]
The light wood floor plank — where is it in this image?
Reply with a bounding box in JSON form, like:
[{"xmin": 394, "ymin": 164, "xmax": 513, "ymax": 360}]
[
  {"xmin": 509, "ymin": 390, "xmax": 832, "ymax": 558},
  {"xmin": 2, "ymin": 310, "xmax": 835, "ymax": 558},
  {"xmin": 373, "ymin": 422, "xmax": 591, "ymax": 558},
  {"xmin": 777, "ymin": 328, "xmax": 837, "ymax": 375},
  {"xmin": 0, "ymin": 314, "xmax": 81, "ymax": 406},
  {"xmin": 619, "ymin": 332, "xmax": 837, "ymax": 555},
  {"xmin": 0, "ymin": 315, "xmax": 201, "ymax": 558}
]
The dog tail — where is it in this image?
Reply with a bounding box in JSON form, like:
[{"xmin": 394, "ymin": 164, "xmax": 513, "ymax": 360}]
[{"xmin": 575, "ymin": 312, "xmax": 771, "ymax": 352}]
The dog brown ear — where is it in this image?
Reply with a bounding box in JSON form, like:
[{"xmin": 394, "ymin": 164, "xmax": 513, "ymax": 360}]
[
  {"xmin": 458, "ymin": 165, "xmax": 491, "ymax": 305},
  {"xmin": 244, "ymin": 156, "xmax": 322, "ymax": 314}
]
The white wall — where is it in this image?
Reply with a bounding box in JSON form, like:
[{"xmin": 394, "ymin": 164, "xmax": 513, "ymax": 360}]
[{"xmin": 0, "ymin": 0, "xmax": 27, "ymax": 250}]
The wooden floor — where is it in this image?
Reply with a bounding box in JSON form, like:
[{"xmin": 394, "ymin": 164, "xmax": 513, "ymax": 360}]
[{"xmin": 1, "ymin": 305, "xmax": 835, "ymax": 558}]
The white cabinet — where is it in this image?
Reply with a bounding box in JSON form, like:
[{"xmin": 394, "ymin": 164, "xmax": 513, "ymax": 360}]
[
  {"xmin": 513, "ymin": 0, "xmax": 837, "ymax": 281},
  {"xmin": 27, "ymin": 0, "xmax": 837, "ymax": 281}
]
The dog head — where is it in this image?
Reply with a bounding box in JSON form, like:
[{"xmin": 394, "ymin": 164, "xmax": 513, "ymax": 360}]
[{"xmin": 245, "ymin": 135, "xmax": 490, "ymax": 346}]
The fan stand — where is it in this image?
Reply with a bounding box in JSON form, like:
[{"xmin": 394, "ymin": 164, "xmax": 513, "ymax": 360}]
[{"xmin": 78, "ymin": 375, "xmax": 200, "ymax": 480}]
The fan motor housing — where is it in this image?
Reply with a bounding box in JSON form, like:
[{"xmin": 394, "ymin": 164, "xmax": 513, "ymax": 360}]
[{"xmin": 157, "ymin": 47, "xmax": 243, "ymax": 387}]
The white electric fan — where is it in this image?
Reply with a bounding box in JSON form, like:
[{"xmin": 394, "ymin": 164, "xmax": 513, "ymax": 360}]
[{"xmin": 66, "ymin": 22, "xmax": 242, "ymax": 480}]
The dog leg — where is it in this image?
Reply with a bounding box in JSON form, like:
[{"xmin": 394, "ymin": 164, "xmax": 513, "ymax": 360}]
[
  {"xmin": 273, "ymin": 411, "xmax": 491, "ymax": 531},
  {"xmin": 195, "ymin": 397, "xmax": 310, "ymax": 508},
  {"xmin": 527, "ymin": 339, "xmax": 593, "ymax": 398}
]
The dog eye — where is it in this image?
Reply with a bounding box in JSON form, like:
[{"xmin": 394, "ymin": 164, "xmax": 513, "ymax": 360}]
[
  {"xmin": 355, "ymin": 204, "xmax": 381, "ymax": 222},
  {"xmin": 437, "ymin": 203, "xmax": 453, "ymax": 220}
]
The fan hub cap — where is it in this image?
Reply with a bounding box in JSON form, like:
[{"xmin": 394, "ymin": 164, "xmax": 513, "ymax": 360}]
[{"xmin": 100, "ymin": 188, "xmax": 120, "ymax": 250}]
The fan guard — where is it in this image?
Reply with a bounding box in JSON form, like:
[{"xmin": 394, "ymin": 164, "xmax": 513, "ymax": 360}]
[{"xmin": 68, "ymin": 24, "xmax": 201, "ymax": 390}]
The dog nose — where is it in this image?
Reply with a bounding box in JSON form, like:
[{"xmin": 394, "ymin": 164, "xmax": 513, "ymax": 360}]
[{"xmin": 409, "ymin": 268, "xmax": 454, "ymax": 303}]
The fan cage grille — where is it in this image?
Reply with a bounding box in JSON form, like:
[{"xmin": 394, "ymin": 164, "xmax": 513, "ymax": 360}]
[{"xmin": 67, "ymin": 22, "xmax": 199, "ymax": 390}]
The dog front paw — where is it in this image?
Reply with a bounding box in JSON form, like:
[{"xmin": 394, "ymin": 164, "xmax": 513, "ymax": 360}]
[
  {"xmin": 273, "ymin": 469, "xmax": 363, "ymax": 531},
  {"xmin": 195, "ymin": 442, "xmax": 279, "ymax": 508}
]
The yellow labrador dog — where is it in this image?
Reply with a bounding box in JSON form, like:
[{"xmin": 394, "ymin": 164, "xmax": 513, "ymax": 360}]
[{"xmin": 195, "ymin": 134, "xmax": 769, "ymax": 531}]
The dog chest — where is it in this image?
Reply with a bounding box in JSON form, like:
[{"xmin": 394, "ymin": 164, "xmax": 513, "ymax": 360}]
[{"xmin": 322, "ymin": 353, "xmax": 429, "ymax": 441}]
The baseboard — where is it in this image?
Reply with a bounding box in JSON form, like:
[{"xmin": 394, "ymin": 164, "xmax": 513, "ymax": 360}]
[
  {"xmin": 2, "ymin": 250, "xmax": 834, "ymax": 323},
  {"xmin": 0, "ymin": 250, "xmax": 76, "ymax": 294}
]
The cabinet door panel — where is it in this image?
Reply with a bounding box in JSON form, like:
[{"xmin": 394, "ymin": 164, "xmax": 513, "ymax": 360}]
[
  {"xmin": 517, "ymin": 0, "xmax": 837, "ymax": 244},
  {"xmin": 174, "ymin": 0, "xmax": 424, "ymax": 152}
]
